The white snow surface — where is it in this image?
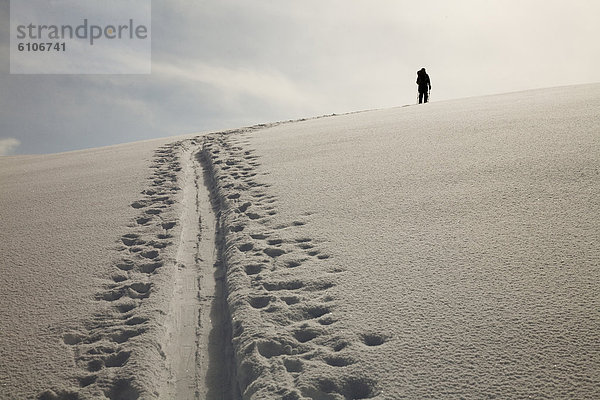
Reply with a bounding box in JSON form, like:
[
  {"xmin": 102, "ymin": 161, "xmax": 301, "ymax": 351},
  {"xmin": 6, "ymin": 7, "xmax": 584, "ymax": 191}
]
[
  {"xmin": 0, "ymin": 137, "xmax": 186, "ymax": 399},
  {"xmin": 1, "ymin": 84, "xmax": 599, "ymax": 399},
  {"xmin": 220, "ymin": 84, "xmax": 600, "ymax": 399}
]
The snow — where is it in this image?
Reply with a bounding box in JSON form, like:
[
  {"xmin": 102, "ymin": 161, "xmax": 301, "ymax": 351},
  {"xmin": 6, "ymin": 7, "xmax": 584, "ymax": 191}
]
[
  {"xmin": 232, "ymin": 84, "xmax": 600, "ymax": 399},
  {"xmin": 1, "ymin": 84, "xmax": 599, "ymax": 399},
  {"xmin": 0, "ymin": 138, "xmax": 185, "ymax": 399}
]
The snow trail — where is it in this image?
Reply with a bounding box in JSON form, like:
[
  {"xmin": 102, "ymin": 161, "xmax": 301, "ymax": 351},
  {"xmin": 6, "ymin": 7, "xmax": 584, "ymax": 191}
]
[
  {"xmin": 163, "ymin": 146, "xmax": 203, "ymax": 398},
  {"xmin": 163, "ymin": 143, "xmax": 239, "ymax": 399}
]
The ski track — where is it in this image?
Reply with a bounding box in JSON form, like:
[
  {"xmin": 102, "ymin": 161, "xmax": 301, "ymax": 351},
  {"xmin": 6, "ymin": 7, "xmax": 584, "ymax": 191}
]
[
  {"xmin": 39, "ymin": 120, "xmax": 377, "ymax": 399},
  {"xmin": 162, "ymin": 145, "xmax": 204, "ymax": 399}
]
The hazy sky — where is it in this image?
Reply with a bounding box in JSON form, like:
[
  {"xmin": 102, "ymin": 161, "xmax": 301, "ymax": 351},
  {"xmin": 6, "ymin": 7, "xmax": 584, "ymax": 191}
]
[{"xmin": 1, "ymin": 0, "xmax": 599, "ymax": 155}]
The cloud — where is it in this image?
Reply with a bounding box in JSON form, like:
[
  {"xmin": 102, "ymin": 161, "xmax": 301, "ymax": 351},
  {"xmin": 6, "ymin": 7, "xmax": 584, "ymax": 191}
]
[
  {"xmin": 152, "ymin": 61, "xmax": 314, "ymax": 108},
  {"xmin": 0, "ymin": 138, "xmax": 21, "ymax": 156},
  {"xmin": 3, "ymin": 0, "xmax": 600, "ymax": 155}
]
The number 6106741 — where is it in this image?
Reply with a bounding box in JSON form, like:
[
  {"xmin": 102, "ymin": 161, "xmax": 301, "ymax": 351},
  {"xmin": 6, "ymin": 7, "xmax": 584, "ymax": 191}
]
[{"xmin": 17, "ymin": 42, "xmax": 66, "ymax": 51}]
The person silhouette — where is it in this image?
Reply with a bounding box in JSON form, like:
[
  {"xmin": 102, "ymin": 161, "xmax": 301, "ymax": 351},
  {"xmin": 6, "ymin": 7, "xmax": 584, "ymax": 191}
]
[{"xmin": 416, "ymin": 68, "xmax": 431, "ymax": 104}]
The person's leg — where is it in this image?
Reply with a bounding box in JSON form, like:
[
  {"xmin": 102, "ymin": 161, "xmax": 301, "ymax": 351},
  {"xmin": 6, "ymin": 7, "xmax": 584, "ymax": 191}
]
[
  {"xmin": 418, "ymin": 91, "xmax": 423, "ymax": 104},
  {"xmin": 424, "ymin": 91, "xmax": 429, "ymax": 103}
]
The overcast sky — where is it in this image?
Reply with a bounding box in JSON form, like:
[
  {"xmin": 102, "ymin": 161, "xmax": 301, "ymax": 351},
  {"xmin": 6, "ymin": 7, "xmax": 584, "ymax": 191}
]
[{"xmin": 1, "ymin": 0, "xmax": 599, "ymax": 155}]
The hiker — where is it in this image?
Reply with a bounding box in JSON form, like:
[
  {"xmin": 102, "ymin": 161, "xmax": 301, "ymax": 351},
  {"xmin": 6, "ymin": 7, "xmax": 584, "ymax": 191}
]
[{"xmin": 416, "ymin": 68, "xmax": 431, "ymax": 104}]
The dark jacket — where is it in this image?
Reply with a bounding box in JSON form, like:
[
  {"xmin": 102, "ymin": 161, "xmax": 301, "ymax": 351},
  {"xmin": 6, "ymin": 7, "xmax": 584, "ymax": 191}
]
[{"xmin": 416, "ymin": 69, "xmax": 431, "ymax": 93}]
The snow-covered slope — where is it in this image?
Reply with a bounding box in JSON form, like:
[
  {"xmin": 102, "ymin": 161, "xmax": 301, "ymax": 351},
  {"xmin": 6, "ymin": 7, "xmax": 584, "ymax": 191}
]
[
  {"xmin": 204, "ymin": 84, "xmax": 600, "ymax": 399},
  {"xmin": 1, "ymin": 83, "xmax": 598, "ymax": 399},
  {"xmin": 0, "ymin": 138, "xmax": 185, "ymax": 399}
]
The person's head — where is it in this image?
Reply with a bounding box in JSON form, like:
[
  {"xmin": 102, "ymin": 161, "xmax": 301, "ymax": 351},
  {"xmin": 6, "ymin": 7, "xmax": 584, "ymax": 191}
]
[{"xmin": 420, "ymin": 68, "xmax": 426, "ymax": 73}]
